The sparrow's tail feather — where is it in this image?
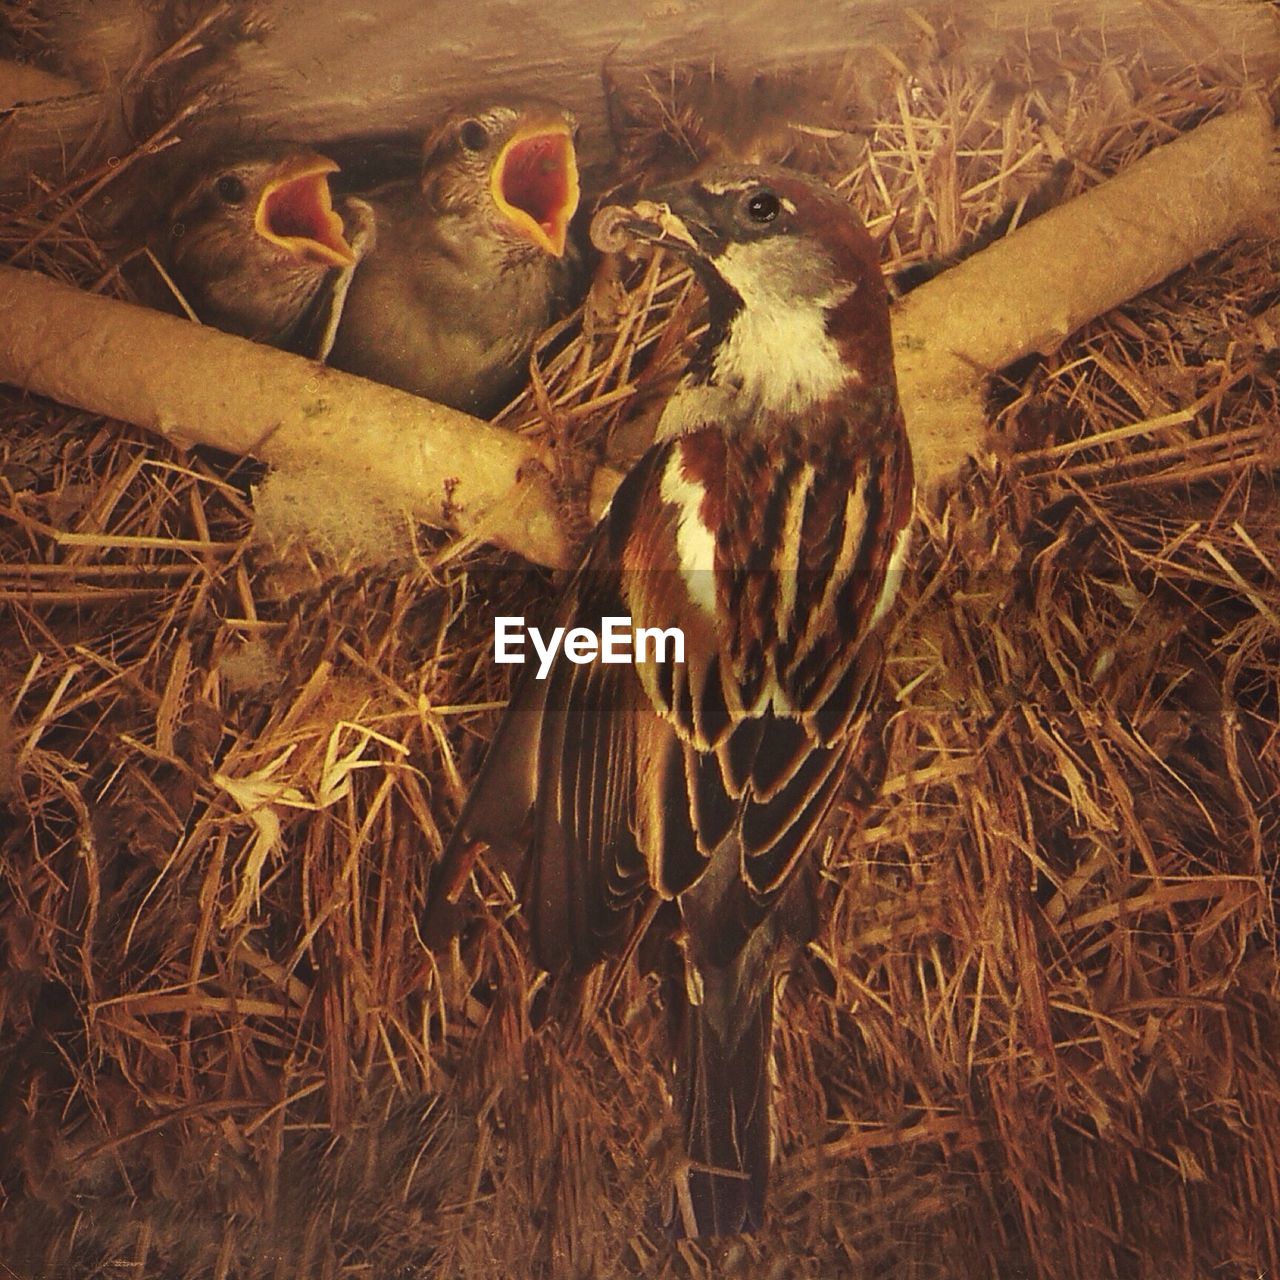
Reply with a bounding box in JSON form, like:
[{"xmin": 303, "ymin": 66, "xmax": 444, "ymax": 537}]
[{"xmin": 671, "ymin": 958, "xmax": 774, "ymax": 1239}]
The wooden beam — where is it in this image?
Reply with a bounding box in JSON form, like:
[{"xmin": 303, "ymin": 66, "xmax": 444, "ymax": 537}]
[
  {"xmin": 206, "ymin": 0, "xmax": 1278, "ymax": 163},
  {"xmin": 8, "ymin": 1, "xmax": 1277, "ymax": 196},
  {"xmin": 209, "ymin": 0, "xmax": 905, "ymax": 168}
]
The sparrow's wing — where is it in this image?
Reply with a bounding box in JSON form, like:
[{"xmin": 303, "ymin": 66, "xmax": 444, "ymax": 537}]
[
  {"xmin": 637, "ymin": 420, "xmax": 911, "ymax": 1239},
  {"xmin": 438, "ymin": 445, "xmax": 674, "ymax": 970},
  {"xmin": 626, "ymin": 424, "xmax": 914, "ymax": 954},
  {"xmin": 525, "ymin": 628, "xmax": 651, "ymax": 967},
  {"xmin": 438, "ymin": 418, "xmax": 911, "ymax": 971}
]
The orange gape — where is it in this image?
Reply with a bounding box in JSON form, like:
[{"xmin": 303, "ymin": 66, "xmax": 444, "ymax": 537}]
[{"xmin": 326, "ymin": 99, "xmax": 583, "ymax": 417}]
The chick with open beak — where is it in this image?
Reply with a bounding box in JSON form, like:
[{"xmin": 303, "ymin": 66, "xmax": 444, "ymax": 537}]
[
  {"xmin": 327, "ymin": 99, "xmax": 582, "ymax": 417},
  {"xmin": 165, "ymin": 149, "xmax": 359, "ymax": 357}
]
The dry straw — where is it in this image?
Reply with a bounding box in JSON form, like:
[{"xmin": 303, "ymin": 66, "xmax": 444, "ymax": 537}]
[{"xmin": 2, "ymin": 7, "xmax": 1279, "ymax": 1277}]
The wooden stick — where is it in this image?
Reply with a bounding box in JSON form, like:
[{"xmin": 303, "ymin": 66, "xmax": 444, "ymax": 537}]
[
  {"xmin": 0, "ymin": 268, "xmax": 579, "ymax": 567},
  {"xmin": 893, "ymin": 100, "xmax": 1278, "ymax": 483},
  {"xmin": 0, "ymin": 104, "xmax": 1274, "ymax": 569}
]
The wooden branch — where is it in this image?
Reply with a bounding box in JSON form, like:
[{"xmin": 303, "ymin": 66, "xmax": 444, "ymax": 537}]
[
  {"xmin": 0, "ymin": 104, "xmax": 1275, "ymax": 570},
  {"xmin": 894, "ymin": 101, "xmax": 1279, "ymax": 484},
  {"xmin": 0, "ymin": 269, "xmax": 579, "ymax": 566}
]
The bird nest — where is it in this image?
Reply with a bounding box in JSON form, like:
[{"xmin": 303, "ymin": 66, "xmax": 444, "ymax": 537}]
[{"xmin": 2, "ymin": 10, "xmax": 1280, "ymax": 1279}]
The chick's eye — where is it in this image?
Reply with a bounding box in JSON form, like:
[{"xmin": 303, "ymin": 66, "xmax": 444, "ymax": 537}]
[
  {"xmin": 458, "ymin": 119, "xmax": 489, "ymax": 152},
  {"xmin": 215, "ymin": 174, "xmax": 247, "ymax": 205},
  {"xmin": 745, "ymin": 190, "xmax": 780, "ymax": 224}
]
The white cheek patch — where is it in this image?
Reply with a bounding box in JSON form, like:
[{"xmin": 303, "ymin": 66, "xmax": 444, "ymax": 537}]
[
  {"xmin": 660, "ymin": 450, "xmax": 718, "ymax": 616},
  {"xmin": 715, "ymin": 306, "xmax": 852, "ymax": 415},
  {"xmin": 712, "ymin": 239, "xmax": 854, "ymax": 415}
]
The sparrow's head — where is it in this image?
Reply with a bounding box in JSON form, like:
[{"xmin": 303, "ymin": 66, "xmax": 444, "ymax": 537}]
[
  {"xmin": 167, "ymin": 149, "xmax": 356, "ymax": 340},
  {"xmin": 171, "ymin": 151, "xmax": 355, "ymax": 272},
  {"xmin": 594, "ymin": 167, "xmax": 896, "ymax": 415},
  {"xmin": 420, "ymin": 99, "xmax": 580, "ymax": 259}
]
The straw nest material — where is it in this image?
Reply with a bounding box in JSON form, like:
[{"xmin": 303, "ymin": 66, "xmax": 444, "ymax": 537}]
[{"xmin": 3, "ymin": 11, "xmax": 1279, "ymax": 1279}]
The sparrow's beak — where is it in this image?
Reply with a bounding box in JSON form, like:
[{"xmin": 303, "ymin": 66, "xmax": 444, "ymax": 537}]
[
  {"xmin": 489, "ymin": 122, "xmax": 580, "ymax": 258},
  {"xmin": 255, "ymin": 154, "xmax": 356, "ymax": 268}
]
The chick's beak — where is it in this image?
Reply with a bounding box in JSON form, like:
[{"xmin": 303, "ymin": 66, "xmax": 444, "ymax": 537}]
[
  {"xmin": 255, "ymin": 154, "xmax": 356, "ymax": 268},
  {"xmin": 489, "ymin": 122, "xmax": 580, "ymax": 258}
]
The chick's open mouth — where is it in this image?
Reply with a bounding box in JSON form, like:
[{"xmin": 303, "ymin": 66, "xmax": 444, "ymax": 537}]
[
  {"xmin": 256, "ymin": 157, "xmax": 355, "ymax": 268},
  {"xmin": 491, "ymin": 126, "xmax": 580, "ymax": 257}
]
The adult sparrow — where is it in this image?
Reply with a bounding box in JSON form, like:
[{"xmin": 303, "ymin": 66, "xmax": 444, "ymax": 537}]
[
  {"xmin": 165, "ymin": 149, "xmax": 359, "ymax": 358},
  {"xmin": 327, "ymin": 99, "xmax": 581, "ymax": 417},
  {"xmin": 436, "ymin": 166, "xmax": 913, "ymax": 1236}
]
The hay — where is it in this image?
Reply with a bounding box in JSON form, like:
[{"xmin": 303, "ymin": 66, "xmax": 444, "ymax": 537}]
[{"xmin": 3, "ymin": 8, "xmax": 1280, "ymax": 1278}]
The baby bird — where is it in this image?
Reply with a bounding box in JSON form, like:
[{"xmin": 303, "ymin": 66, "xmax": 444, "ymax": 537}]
[
  {"xmin": 165, "ymin": 149, "xmax": 359, "ymax": 358},
  {"xmin": 327, "ymin": 99, "xmax": 582, "ymax": 417}
]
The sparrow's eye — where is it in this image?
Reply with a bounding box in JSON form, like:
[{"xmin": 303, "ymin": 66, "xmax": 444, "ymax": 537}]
[
  {"xmin": 215, "ymin": 174, "xmax": 247, "ymax": 205},
  {"xmin": 458, "ymin": 119, "xmax": 490, "ymax": 152},
  {"xmin": 745, "ymin": 190, "xmax": 781, "ymax": 224}
]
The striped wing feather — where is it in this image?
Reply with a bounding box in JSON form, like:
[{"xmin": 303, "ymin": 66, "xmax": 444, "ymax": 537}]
[
  {"xmin": 646, "ymin": 424, "xmax": 911, "ymax": 932},
  {"xmin": 443, "ymin": 414, "xmax": 911, "ymax": 972}
]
